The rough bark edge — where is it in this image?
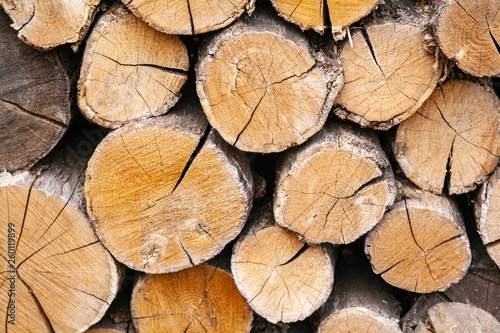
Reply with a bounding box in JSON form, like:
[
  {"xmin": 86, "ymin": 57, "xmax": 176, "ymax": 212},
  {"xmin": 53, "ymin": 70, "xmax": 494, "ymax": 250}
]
[{"xmin": 77, "ymin": 3, "xmax": 188, "ymax": 129}]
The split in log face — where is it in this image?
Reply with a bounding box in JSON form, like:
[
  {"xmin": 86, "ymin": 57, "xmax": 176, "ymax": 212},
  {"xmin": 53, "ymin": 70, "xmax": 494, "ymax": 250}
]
[
  {"xmin": 232, "ymin": 223, "xmax": 334, "ymax": 323},
  {"xmin": 434, "ymin": 0, "xmax": 500, "ymax": 77},
  {"xmin": 394, "ymin": 80, "xmax": 500, "ymax": 195},
  {"xmin": 78, "ymin": 5, "xmax": 189, "ymax": 128},
  {"xmin": 271, "ymin": 0, "xmax": 380, "ymax": 36},
  {"xmin": 274, "ymin": 122, "xmax": 396, "ymax": 245},
  {"xmin": 365, "ymin": 189, "xmax": 471, "ymax": 293},
  {"xmin": 85, "ymin": 109, "xmax": 253, "ymax": 274},
  {"xmin": 335, "ymin": 24, "xmax": 442, "ymax": 130},
  {"xmin": 0, "ymin": 174, "xmax": 120, "ymax": 332},
  {"xmin": 0, "ymin": 0, "xmax": 99, "ymax": 50},
  {"xmin": 0, "ymin": 10, "xmax": 72, "ymax": 173},
  {"xmin": 131, "ymin": 264, "xmax": 253, "ymax": 332},
  {"xmin": 122, "ymin": 0, "xmax": 254, "ymax": 35},
  {"xmin": 196, "ymin": 13, "xmax": 343, "ymax": 153}
]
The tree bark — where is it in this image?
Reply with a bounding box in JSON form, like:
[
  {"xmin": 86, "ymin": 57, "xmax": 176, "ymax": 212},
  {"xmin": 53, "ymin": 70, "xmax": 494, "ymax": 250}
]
[
  {"xmin": 231, "ymin": 202, "xmax": 335, "ymax": 324},
  {"xmin": 0, "ymin": 10, "xmax": 75, "ymax": 173},
  {"xmin": 431, "ymin": 0, "xmax": 500, "ymax": 77},
  {"xmin": 131, "ymin": 261, "xmax": 253, "ymax": 332},
  {"xmin": 274, "ymin": 120, "xmax": 396, "ymax": 245},
  {"xmin": 311, "ymin": 245, "xmax": 402, "ymax": 333},
  {"xmin": 0, "ymin": 134, "xmax": 122, "ymax": 332},
  {"xmin": 85, "ymin": 98, "xmax": 254, "ymax": 274},
  {"xmin": 78, "ymin": 4, "xmax": 189, "ymax": 129},
  {"xmin": 196, "ymin": 6, "xmax": 343, "ymax": 153},
  {"xmin": 365, "ymin": 181, "xmax": 471, "ymax": 293},
  {"xmin": 0, "ymin": 0, "xmax": 99, "ymax": 50},
  {"xmin": 393, "ymin": 80, "xmax": 500, "ymax": 195},
  {"xmin": 121, "ymin": 0, "xmax": 255, "ymax": 35},
  {"xmin": 334, "ymin": 0, "xmax": 443, "ymax": 130}
]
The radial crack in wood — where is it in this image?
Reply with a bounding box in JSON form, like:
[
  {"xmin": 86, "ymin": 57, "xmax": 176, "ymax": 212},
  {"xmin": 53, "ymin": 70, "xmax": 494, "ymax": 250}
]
[
  {"xmin": 274, "ymin": 121, "xmax": 396, "ymax": 245},
  {"xmin": 85, "ymin": 102, "xmax": 253, "ymax": 274},
  {"xmin": 394, "ymin": 80, "xmax": 500, "ymax": 195},
  {"xmin": 0, "ymin": 0, "xmax": 99, "ymax": 50},
  {"xmin": 196, "ymin": 9, "xmax": 343, "ymax": 153},
  {"xmin": 122, "ymin": 0, "xmax": 254, "ymax": 35},
  {"xmin": 365, "ymin": 185, "xmax": 471, "ymax": 293},
  {"xmin": 433, "ymin": 0, "xmax": 500, "ymax": 77},
  {"xmin": 131, "ymin": 263, "xmax": 253, "ymax": 332},
  {"xmin": 78, "ymin": 4, "xmax": 189, "ymax": 129},
  {"xmin": 335, "ymin": 23, "xmax": 442, "ymax": 130}
]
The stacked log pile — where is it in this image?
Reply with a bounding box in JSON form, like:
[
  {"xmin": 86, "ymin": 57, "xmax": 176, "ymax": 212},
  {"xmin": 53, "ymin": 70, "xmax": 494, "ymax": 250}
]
[{"xmin": 1, "ymin": 0, "xmax": 500, "ymax": 332}]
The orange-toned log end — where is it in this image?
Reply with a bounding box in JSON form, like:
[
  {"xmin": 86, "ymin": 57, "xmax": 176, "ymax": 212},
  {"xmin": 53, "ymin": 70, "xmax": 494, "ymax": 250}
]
[
  {"xmin": 327, "ymin": 0, "xmax": 380, "ymax": 37},
  {"xmin": 365, "ymin": 190, "xmax": 471, "ymax": 293},
  {"xmin": 394, "ymin": 80, "xmax": 500, "ymax": 195},
  {"xmin": 434, "ymin": 0, "xmax": 500, "ymax": 77},
  {"xmin": 87, "ymin": 329, "xmax": 127, "ymax": 333},
  {"xmin": 232, "ymin": 224, "xmax": 334, "ymax": 324},
  {"xmin": 0, "ymin": 0, "xmax": 99, "ymax": 50},
  {"xmin": 335, "ymin": 23, "xmax": 442, "ymax": 130},
  {"xmin": 78, "ymin": 4, "xmax": 189, "ymax": 129},
  {"xmin": 417, "ymin": 302, "xmax": 500, "ymax": 332},
  {"xmin": 85, "ymin": 106, "xmax": 253, "ymax": 274},
  {"xmin": 196, "ymin": 11, "xmax": 343, "ymax": 153},
  {"xmin": 274, "ymin": 121, "xmax": 396, "ymax": 245},
  {"xmin": 122, "ymin": 0, "xmax": 253, "ymax": 35},
  {"xmin": 0, "ymin": 175, "xmax": 120, "ymax": 333},
  {"xmin": 475, "ymin": 166, "xmax": 500, "ymax": 268},
  {"xmin": 131, "ymin": 264, "xmax": 253, "ymax": 333}
]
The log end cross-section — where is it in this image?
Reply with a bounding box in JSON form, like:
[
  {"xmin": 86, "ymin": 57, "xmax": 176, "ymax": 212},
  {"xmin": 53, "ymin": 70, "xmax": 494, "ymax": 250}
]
[
  {"xmin": 274, "ymin": 121, "xmax": 396, "ymax": 245},
  {"xmin": 78, "ymin": 4, "xmax": 189, "ymax": 129},
  {"xmin": 0, "ymin": 0, "xmax": 99, "ymax": 50},
  {"xmin": 394, "ymin": 80, "xmax": 500, "ymax": 195},
  {"xmin": 85, "ymin": 105, "xmax": 253, "ymax": 274},
  {"xmin": 196, "ymin": 12, "xmax": 343, "ymax": 153}
]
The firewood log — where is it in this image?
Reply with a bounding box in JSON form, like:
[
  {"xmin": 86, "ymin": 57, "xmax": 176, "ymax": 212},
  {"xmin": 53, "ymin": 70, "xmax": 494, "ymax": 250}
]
[
  {"xmin": 121, "ymin": 0, "xmax": 255, "ymax": 35},
  {"xmin": 365, "ymin": 181, "xmax": 471, "ymax": 293},
  {"xmin": 432, "ymin": 0, "xmax": 500, "ymax": 77},
  {"xmin": 334, "ymin": 0, "xmax": 443, "ymax": 130},
  {"xmin": 475, "ymin": 165, "xmax": 500, "ymax": 268},
  {"xmin": 0, "ymin": 0, "xmax": 99, "ymax": 50},
  {"xmin": 231, "ymin": 203, "xmax": 335, "ymax": 324},
  {"xmin": 270, "ymin": 0, "xmax": 380, "ymax": 38},
  {"xmin": 0, "ymin": 134, "xmax": 121, "ymax": 332},
  {"xmin": 85, "ymin": 99, "xmax": 254, "ymax": 274},
  {"xmin": 196, "ymin": 7, "xmax": 343, "ymax": 153},
  {"xmin": 78, "ymin": 4, "xmax": 189, "ymax": 129},
  {"xmin": 393, "ymin": 80, "xmax": 500, "ymax": 195},
  {"xmin": 311, "ymin": 246, "xmax": 402, "ymax": 333},
  {"xmin": 0, "ymin": 10, "xmax": 74, "ymax": 173},
  {"xmin": 274, "ymin": 120, "xmax": 396, "ymax": 245},
  {"xmin": 414, "ymin": 302, "xmax": 500, "ymax": 333},
  {"xmin": 131, "ymin": 262, "xmax": 253, "ymax": 332}
]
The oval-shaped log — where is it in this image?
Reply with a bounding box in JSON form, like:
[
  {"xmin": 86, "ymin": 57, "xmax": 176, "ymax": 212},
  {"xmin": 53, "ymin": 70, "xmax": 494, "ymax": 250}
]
[
  {"xmin": 0, "ymin": 0, "xmax": 98, "ymax": 50},
  {"xmin": 312, "ymin": 246, "xmax": 402, "ymax": 333},
  {"xmin": 475, "ymin": 166, "xmax": 500, "ymax": 268},
  {"xmin": 231, "ymin": 203, "xmax": 335, "ymax": 324},
  {"xmin": 0, "ymin": 10, "xmax": 73, "ymax": 173},
  {"xmin": 433, "ymin": 0, "xmax": 500, "ymax": 77},
  {"xmin": 270, "ymin": 0, "xmax": 380, "ymax": 37},
  {"xmin": 78, "ymin": 4, "xmax": 189, "ymax": 129},
  {"xmin": 131, "ymin": 263, "xmax": 253, "ymax": 332},
  {"xmin": 196, "ymin": 9, "xmax": 343, "ymax": 153},
  {"xmin": 415, "ymin": 302, "xmax": 500, "ymax": 333},
  {"xmin": 334, "ymin": 23, "xmax": 442, "ymax": 130},
  {"xmin": 121, "ymin": 0, "xmax": 254, "ymax": 35},
  {"xmin": 394, "ymin": 80, "xmax": 500, "ymax": 195},
  {"xmin": 274, "ymin": 121, "xmax": 396, "ymax": 245},
  {"xmin": 85, "ymin": 101, "xmax": 253, "ymax": 274},
  {"xmin": 0, "ymin": 147, "xmax": 121, "ymax": 332},
  {"xmin": 365, "ymin": 183, "xmax": 471, "ymax": 293}
]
